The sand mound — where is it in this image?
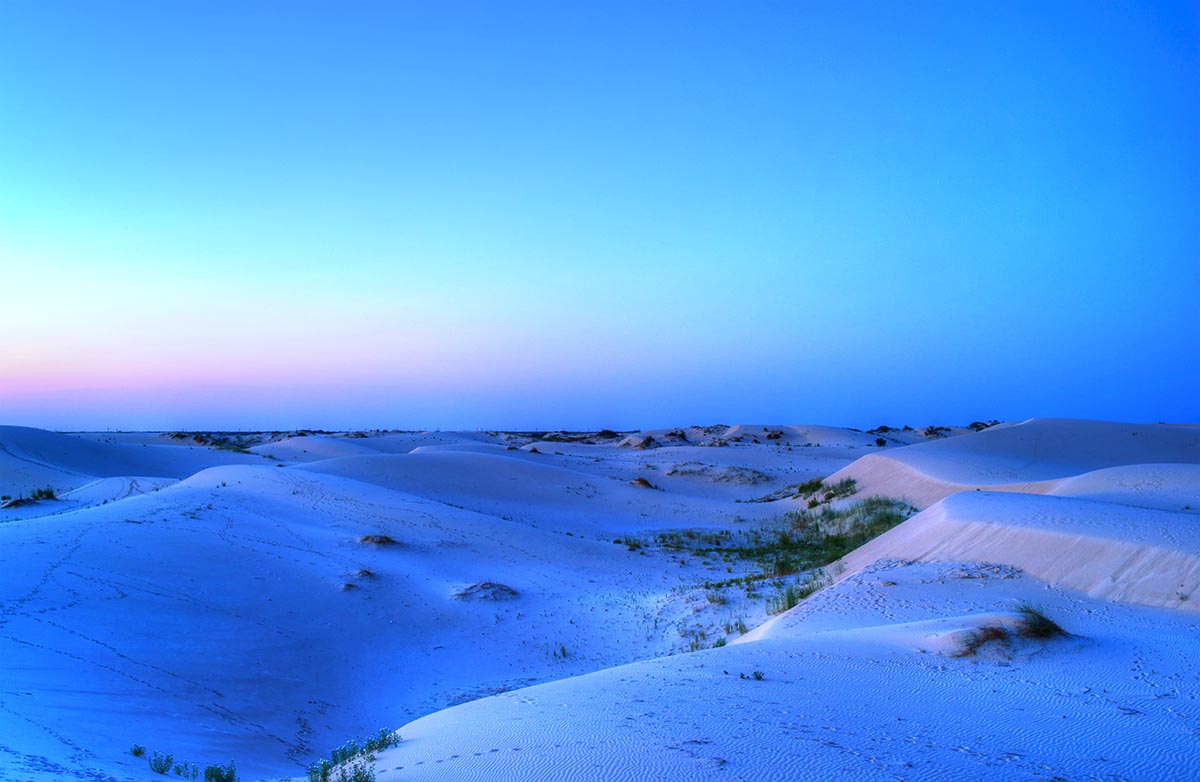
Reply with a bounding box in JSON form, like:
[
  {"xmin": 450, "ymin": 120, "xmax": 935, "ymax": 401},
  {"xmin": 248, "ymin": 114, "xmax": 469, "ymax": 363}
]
[
  {"xmin": 835, "ymin": 491, "xmax": 1200, "ymax": 609},
  {"xmin": 453, "ymin": 582, "xmax": 519, "ymax": 601},
  {"xmin": 829, "ymin": 418, "xmax": 1200, "ymax": 507},
  {"xmin": 665, "ymin": 462, "xmax": 772, "ymax": 485},
  {"xmin": 1048, "ymin": 463, "xmax": 1200, "ymax": 512}
]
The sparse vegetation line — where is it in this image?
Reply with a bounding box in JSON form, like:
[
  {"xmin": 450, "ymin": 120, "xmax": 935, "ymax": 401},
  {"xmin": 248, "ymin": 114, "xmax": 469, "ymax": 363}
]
[{"xmin": 636, "ymin": 496, "xmax": 916, "ymax": 582}]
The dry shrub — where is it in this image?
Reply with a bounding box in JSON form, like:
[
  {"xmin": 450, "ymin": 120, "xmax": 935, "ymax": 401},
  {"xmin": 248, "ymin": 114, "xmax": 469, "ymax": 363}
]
[{"xmin": 358, "ymin": 534, "xmax": 400, "ymax": 546}]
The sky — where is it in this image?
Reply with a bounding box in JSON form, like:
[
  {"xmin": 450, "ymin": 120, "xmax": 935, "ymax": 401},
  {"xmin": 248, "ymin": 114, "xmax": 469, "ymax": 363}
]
[{"xmin": 1, "ymin": 1, "xmax": 1197, "ymax": 431}]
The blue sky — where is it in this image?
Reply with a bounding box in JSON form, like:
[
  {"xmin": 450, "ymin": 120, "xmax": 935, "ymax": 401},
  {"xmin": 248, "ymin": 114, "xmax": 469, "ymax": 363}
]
[{"xmin": 1, "ymin": 1, "xmax": 1197, "ymax": 430}]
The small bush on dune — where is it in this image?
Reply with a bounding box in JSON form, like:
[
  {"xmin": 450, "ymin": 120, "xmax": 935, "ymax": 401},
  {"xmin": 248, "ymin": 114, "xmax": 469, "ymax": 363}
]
[
  {"xmin": 307, "ymin": 728, "xmax": 399, "ymax": 782},
  {"xmin": 203, "ymin": 761, "xmax": 236, "ymax": 782},
  {"xmin": 766, "ymin": 583, "xmax": 799, "ymax": 615},
  {"xmin": 953, "ymin": 607, "xmax": 1065, "ymax": 657},
  {"xmin": 952, "ymin": 625, "xmax": 1010, "ymax": 657},
  {"xmin": 1014, "ymin": 604, "xmax": 1066, "ymax": 639},
  {"xmin": 148, "ymin": 751, "xmax": 173, "ymax": 774},
  {"xmin": 358, "ymin": 534, "xmax": 400, "ymax": 546},
  {"xmin": 820, "ymin": 477, "xmax": 857, "ymax": 503},
  {"xmin": 1, "ymin": 487, "xmax": 57, "ymax": 508},
  {"xmin": 453, "ymin": 581, "xmax": 519, "ymax": 601},
  {"xmin": 793, "ymin": 477, "xmax": 825, "ymax": 497},
  {"xmin": 130, "ymin": 744, "xmax": 145, "ymax": 757}
]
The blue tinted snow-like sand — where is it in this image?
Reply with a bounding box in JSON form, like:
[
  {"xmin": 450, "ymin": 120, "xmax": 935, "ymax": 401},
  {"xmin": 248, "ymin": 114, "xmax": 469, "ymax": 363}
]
[{"xmin": 1, "ymin": 421, "xmax": 1197, "ymax": 781}]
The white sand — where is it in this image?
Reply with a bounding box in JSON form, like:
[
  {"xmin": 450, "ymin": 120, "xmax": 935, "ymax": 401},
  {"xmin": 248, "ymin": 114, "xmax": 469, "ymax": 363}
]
[
  {"xmin": 828, "ymin": 418, "xmax": 1200, "ymax": 508},
  {"xmin": 0, "ymin": 419, "xmax": 1196, "ymax": 781}
]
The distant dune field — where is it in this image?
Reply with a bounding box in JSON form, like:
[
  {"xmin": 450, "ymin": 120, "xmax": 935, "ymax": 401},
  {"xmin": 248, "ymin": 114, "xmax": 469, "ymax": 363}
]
[{"xmin": 0, "ymin": 420, "xmax": 1196, "ymax": 781}]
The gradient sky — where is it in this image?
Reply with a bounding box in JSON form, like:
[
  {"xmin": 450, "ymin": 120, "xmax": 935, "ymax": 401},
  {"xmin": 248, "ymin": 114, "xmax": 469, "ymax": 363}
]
[{"xmin": 2, "ymin": 1, "xmax": 1197, "ymax": 431}]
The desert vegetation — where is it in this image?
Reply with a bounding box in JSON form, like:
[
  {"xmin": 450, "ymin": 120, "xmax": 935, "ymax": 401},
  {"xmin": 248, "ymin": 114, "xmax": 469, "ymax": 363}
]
[
  {"xmin": 952, "ymin": 605, "xmax": 1067, "ymax": 657},
  {"xmin": 641, "ymin": 495, "xmax": 914, "ymax": 585},
  {"xmin": 306, "ymin": 728, "xmax": 400, "ymax": 782},
  {"xmin": 132, "ymin": 745, "xmax": 235, "ymax": 781},
  {"xmin": 358, "ymin": 534, "xmax": 401, "ymax": 546},
  {"xmin": 0, "ymin": 486, "xmax": 57, "ymax": 508}
]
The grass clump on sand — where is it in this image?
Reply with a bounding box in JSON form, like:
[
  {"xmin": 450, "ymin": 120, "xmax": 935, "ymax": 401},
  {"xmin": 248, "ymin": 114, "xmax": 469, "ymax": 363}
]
[
  {"xmin": 203, "ymin": 761, "xmax": 237, "ymax": 782},
  {"xmin": 307, "ymin": 728, "xmax": 400, "ymax": 782},
  {"xmin": 953, "ymin": 606, "xmax": 1067, "ymax": 657},
  {"xmin": 358, "ymin": 534, "xmax": 401, "ymax": 546},
  {"xmin": 638, "ymin": 497, "xmax": 914, "ymax": 619},
  {"xmin": 148, "ymin": 751, "xmax": 173, "ymax": 774},
  {"xmin": 766, "ymin": 568, "xmax": 832, "ymax": 615},
  {"xmin": 1014, "ymin": 604, "xmax": 1066, "ymax": 639},
  {"xmin": 132, "ymin": 744, "xmax": 235, "ymax": 780},
  {"xmin": 650, "ymin": 496, "xmax": 914, "ymax": 580},
  {"xmin": 952, "ymin": 625, "xmax": 1011, "ymax": 657},
  {"xmin": 742, "ymin": 476, "xmax": 857, "ymax": 505},
  {"xmin": 1, "ymin": 486, "xmax": 58, "ymax": 508}
]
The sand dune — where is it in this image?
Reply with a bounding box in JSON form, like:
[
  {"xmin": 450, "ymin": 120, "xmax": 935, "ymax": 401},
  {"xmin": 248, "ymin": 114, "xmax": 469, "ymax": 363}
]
[
  {"xmin": 380, "ymin": 560, "xmax": 1200, "ymax": 781},
  {"xmin": 0, "ymin": 425, "xmax": 262, "ymax": 487},
  {"xmin": 1048, "ymin": 462, "xmax": 1200, "ymax": 511},
  {"xmin": 829, "ymin": 418, "xmax": 1200, "ymax": 507},
  {"xmin": 836, "ymin": 491, "xmax": 1200, "ymax": 609},
  {"xmin": 1, "ymin": 419, "xmax": 1197, "ymax": 781}
]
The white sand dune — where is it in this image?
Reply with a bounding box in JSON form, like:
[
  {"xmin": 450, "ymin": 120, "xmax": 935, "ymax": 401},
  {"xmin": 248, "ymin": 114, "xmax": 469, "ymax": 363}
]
[
  {"xmin": 0, "ymin": 425, "xmax": 260, "ymax": 488},
  {"xmin": 1048, "ymin": 462, "xmax": 1200, "ymax": 511},
  {"xmin": 251, "ymin": 431, "xmax": 499, "ymax": 463},
  {"xmin": 1, "ymin": 419, "xmax": 1197, "ymax": 781},
  {"xmin": 375, "ymin": 418, "xmax": 1200, "ymax": 782},
  {"xmin": 829, "ymin": 418, "xmax": 1200, "ymax": 508},
  {"xmin": 0, "ymin": 425, "xmax": 857, "ymax": 780},
  {"xmin": 379, "ymin": 561, "xmax": 1200, "ymax": 781},
  {"xmin": 835, "ymin": 491, "xmax": 1200, "ymax": 609},
  {"xmin": 297, "ymin": 450, "xmax": 772, "ymax": 535},
  {"xmin": 0, "ymin": 426, "xmax": 266, "ymax": 518}
]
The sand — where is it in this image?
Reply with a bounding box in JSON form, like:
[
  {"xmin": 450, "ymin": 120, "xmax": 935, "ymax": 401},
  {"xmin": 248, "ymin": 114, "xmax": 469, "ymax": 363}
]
[{"xmin": 0, "ymin": 418, "xmax": 1196, "ymax": 781}]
